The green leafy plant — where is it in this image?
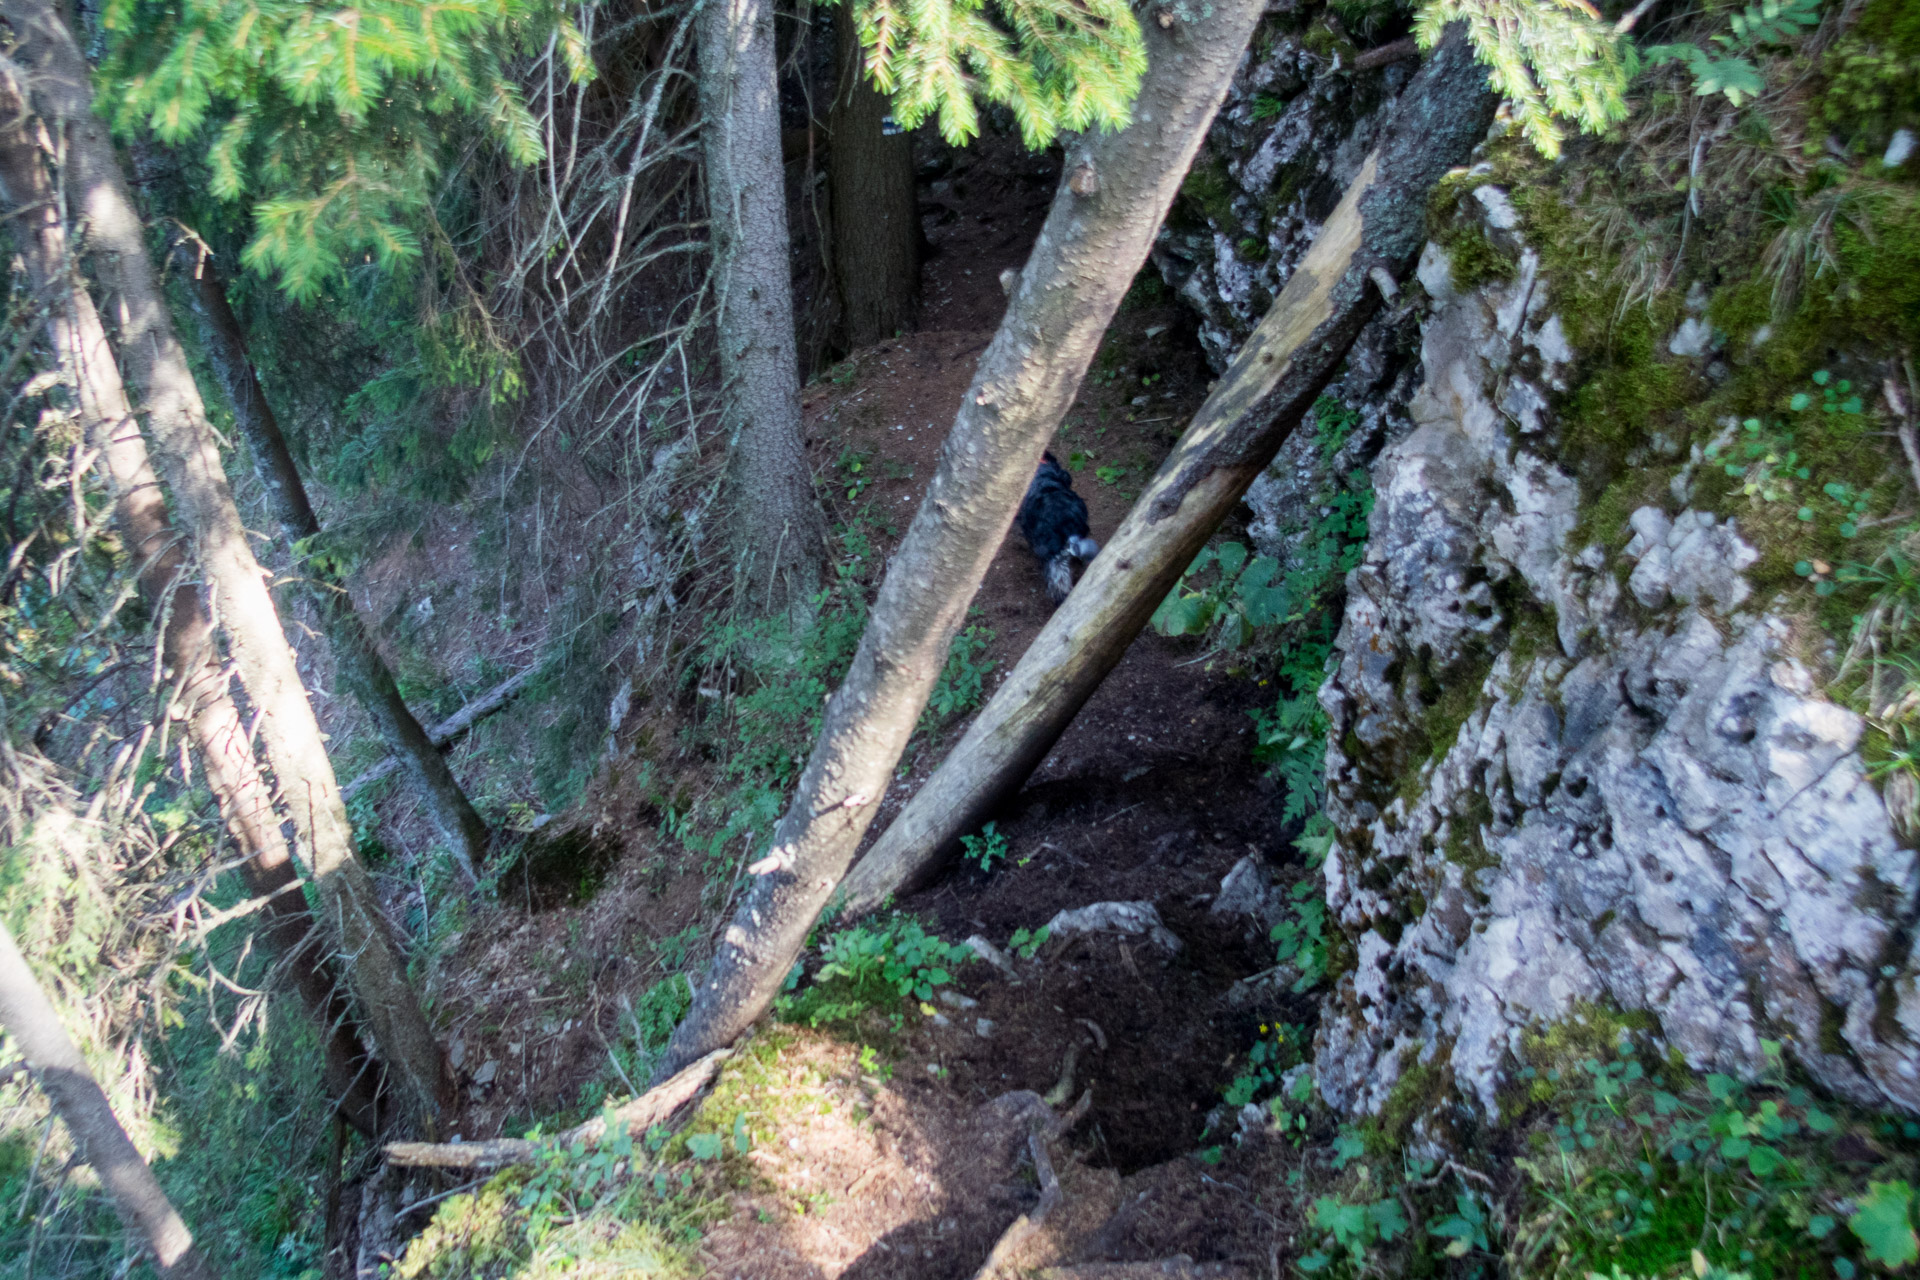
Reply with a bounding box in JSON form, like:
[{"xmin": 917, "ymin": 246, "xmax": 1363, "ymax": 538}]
[
  {"xmin": 1429, "ymin": 1190, "xmax": 1494, "ymax": 1258},
  {"xmin": 1269, "ymin": 881, "xmax": 1329, "ymax": 992},
  {"xmin": 1153, "ymin": 404, "xmax": 1370, "ymax": 655},
  {"xmin": 1298, "ymin": 1193, "xmax": 1410, "ymax": 1271},
  {"xmin": 680, "ymin": 569, "xmax": 869, "ymax": 868},
  {"xmin": 921, "ymin": 621, "xmax": 996, "ymax": 727},
  {"xmin": 1009, "ymin": 924, "xmax": 1050, "ymax": 959},
  {"xmin": 1851, "ymin": 1181, "xmax": 1918, "ymax": 1267},
  {"xmin": 838, "ymin": 448, "xmax": 875, "ymax": 502},
  {"xmin": 959, "ymin": 820, "xmax": 1010, "ymax": 873},
  {"xmin": 1221, "ymin": 1022, "xmax": 1310, "ymax": 1122},
  {"xmin": 1646, "ymin": 0, "xmax": 1822, "ymax": 108},
  {"xmin": 1507, "ymin": 1036, "xmax": 1912, "ymax": 1279},
  {"xmin": 517, "ymin": 1117, "xmax": 644, "ymax": 1243},
  {"xmin": 1151, "ymin": 541, "xmax": 1283, "ymax": 648},
  {"xmin": 1705, "ymin": 371, "xmax": 1883, "ymax": 596},
  {"xmin": 1266, "ymin": 1067, "xmax": 1315, "ymax": 1141},
  {"xmin": 778, "ymin": 917, "xmax": 971, "ymax": 1028}
]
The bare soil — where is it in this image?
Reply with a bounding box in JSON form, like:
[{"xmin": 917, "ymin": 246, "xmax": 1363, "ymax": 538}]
[{"xmin": 386, "ymin": 123, "xmax": 1309, "ymax": 1278}]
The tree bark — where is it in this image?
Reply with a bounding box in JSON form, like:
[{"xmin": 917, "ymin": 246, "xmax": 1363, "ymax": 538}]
[
  {"xmin": 384, "ymin": 1047, "xmax": 730, "ymax": 1169},
  {"xmin": 0, "ymin": 82, "xmax": 384, "ymax": 1137},
  {"xmin": 836, "ymin": 27, "xmax": 1498, "ymax": 916},
  {"xmin": 0, "ymin": 920, "xmax": 218, "ymax": 1280},
  {"xmin": 651, "ymin": 0, "xmax": 1269, "ymax": 1083},
  {"xmin": 2, "ymin": 0, "xmax": 451, "ymax": 1127},
  {"xmin": 173, "ymin": 246, "xmax": 491, "ymax": 886},
  {"xmin": 699, "ymin": 0, "xmax": 830, "ymax": 612},
  {"xmin": 828, "ymin": 2, "xmax": 918, "ymax": 351},
  {"xmin": 341, "ymin": 666, "xmax": 537, "ymax": 799}
]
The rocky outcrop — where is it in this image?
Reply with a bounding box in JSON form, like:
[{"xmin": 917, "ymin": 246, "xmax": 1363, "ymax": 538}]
[
  {"xmin": 1152, "ymin": 17, "xmax": 1413, "ymax": 371},
  {"xmin": 1308, "ymin": 205, "xmax": 1920, "ymax": 1122},
  {"xmin": 1156, "ymin": 12, "xmax": 1920, "ymax": 1125}
]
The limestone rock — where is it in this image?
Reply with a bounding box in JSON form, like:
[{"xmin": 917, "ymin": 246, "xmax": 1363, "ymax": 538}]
[
  {"xmin": 1045, "ymin": 902, "xmax": 1183, "ymax": 953},
  {"xmin": 1211, "ymin": 855, "xmax": 1275, "ymax": 925},
  {"xmin": 1312, "ymin": 196, "xmax": 1919, "ymax": 1121}
]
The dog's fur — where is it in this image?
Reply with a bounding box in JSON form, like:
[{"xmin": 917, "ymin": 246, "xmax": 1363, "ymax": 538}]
[{"xmin": 1017, "ymin": 452, "xmax": 1099, "ymax": 602}]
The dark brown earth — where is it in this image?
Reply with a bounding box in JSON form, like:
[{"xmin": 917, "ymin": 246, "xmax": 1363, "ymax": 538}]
[{"xmin": 383, "ymin": 123, "xmax": 1313, "ymax": 1279}]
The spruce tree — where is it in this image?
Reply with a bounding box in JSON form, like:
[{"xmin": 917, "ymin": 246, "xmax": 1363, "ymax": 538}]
[{"xmin": 99, "ymin": 0, "xmax": 589, "ymax": 298}]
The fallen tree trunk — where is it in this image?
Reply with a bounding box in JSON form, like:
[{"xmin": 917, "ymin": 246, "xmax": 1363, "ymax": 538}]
[
  {"xmin": 4, "ymin": 0, "xmax": 451, "ymax": 1126},
  {"xmin": 383, "ymin": 1048, "xmax": 729, "ymax": 1170},
  {"xmin": 836, "ymin": 27, "xmax": 1498, "ymax": 917},
  {"xmin": 0, "ymin": 921, "xmax": 218, "ymax": 1280},
  {"xmin": 175, "ymin": 245, "xmax": 492, "ymax": 885},
  {"xmin": 649, "ymin": 0, "xmax": 1269, "ymax": 1084},
  {"xmin": 340, "ymin": 667, "xmax": 538, "ymax": 800},
  {"xmin": 0, "ymin": 69, "xmax": 384, "ymax": 1136}
]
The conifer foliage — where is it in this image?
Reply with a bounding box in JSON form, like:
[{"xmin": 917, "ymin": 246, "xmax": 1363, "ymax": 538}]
[
  {"xmin": 98, "ymin": 0, "xmax": 590, "ymax": 298},
  {"xmin": 1413, "ymin": 0, "xmax": 1631, "ymax": 157},
  {"xmin": 841, "ymin": 0, "xmax": 1148, "ymax": 146}
]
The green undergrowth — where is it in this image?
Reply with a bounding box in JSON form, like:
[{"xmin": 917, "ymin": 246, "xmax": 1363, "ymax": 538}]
[
  {"xmin": 1, "ymin": 862, "xmax": 345, "ymax": 1280},
  {"xmin": 665, "ymin": 520, "xmax": 996, "ymax": 876},
  {"xmin": 1415, "ymin": 0, "xmax": 1920, "ymax": 823},
  {"xmin": 774, "ymin": 914, "xmax": 971, "ymax": 1032},
  {"xmin": 396, "ymin": 1033, "xmax": 883, "ymax": 1280},
  {"xmin": 661, "ymin": 1030, "xmax": 853, "ymax": 1166},
  {"xmin": 393, "ymin": 1130, "xmax": 717, "ymax": 1280},
  {"xmin": 1504, "ymin": 1032, "xmax": 1920, "ymax": 1280},
  {"xmin": 1270, "ymin": 1010, "xmax": 1920, "ymax": 1280},
  {"xmin": 1169, "ymin": 398, "xmax": 1373, "ymax": 1128}
]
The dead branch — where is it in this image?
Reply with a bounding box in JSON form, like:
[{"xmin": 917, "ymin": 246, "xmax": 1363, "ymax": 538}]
[
  {"xmin": 341, "ymin": 667, "xmax": 537, "ymax": 799},
  {"xmin": 1352, "ymin": 36, "xmax": 1419, "ymax": 71},
  {"xmin": 383, "ymin": 1048, "xmax": 728, "ymax": 1170}
]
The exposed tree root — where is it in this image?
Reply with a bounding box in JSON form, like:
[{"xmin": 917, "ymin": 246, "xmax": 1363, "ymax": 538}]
[{"xmin": 972, "ymin": 1130, "xmax": 1063, "ymax": 1280}]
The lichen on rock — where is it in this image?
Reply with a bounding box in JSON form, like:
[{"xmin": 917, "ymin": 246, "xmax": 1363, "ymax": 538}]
[{"xmin": 1307, "ymin": 199, "xmax": 1920, "ymax": 1125}]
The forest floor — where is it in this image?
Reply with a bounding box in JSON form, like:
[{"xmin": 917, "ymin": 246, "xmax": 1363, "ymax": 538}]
[{"xmin": 358, "ymin": 128, "xmax": 1319, "ymax": 1279}]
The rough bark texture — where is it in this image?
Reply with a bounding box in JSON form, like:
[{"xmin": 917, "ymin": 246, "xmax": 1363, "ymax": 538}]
[
  {"xmin": 699, "ymin": 0, "xmax": 830, "ymax": 610},
  {"xmin": 0, "ymin": 921, "xmax": 218, "ymax": 1280},
  {"xmin": 175, "ymin": 247, "xmax": 491, "ymax": 885},
  {"xmin": 652, "ymin": 0, "xmax": 1270, "ymax": 1083},
  {"xmin": 2, "ymin": 0, "xmax": 450, "ymax": 1127},
  {"xmin": 828, "ymin": 2, "xmax": 918, "ymax": 351},
  {"xmin": 837, "ymin": 28, "xmax": 1497, "ymax": 916},
  {"xmin": 0, "ymin": 88, "xmax": 383, "ymax": 1137},
  {"xmin": 384, "ymin": 1048, "xmax": 729, "ymax": 1169}
]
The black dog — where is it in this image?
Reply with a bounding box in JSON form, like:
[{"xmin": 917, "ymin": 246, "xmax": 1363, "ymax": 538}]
[{"xmin": 1017, "ymin": 452, "xmax": 1099, "ymax": 602}]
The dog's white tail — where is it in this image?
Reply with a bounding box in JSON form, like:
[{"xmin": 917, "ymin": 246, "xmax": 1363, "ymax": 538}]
[
  {"xmin": 1069, "ymin": 536, "xmax": 1100, "ymax": 561},
  {"xmin": 1045, "ymin": 554, "xmax": 1075, "ymax": 602}
]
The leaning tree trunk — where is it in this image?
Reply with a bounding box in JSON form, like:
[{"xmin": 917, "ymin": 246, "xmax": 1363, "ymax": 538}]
[
  {"xmin": 651, "ymin": 0, "xmax": 1268, "ymax": 1083},
  {"xmin": 699, "ymin": 0, "xmax": 830, "ymax": 612},
  {"xmin": 0, "ymin": 921, "xmax": 219, "ymax": 1280},
  {"xmin": 175, "ymin": 247, "xmax": 491, "ymax": 886},
  {"xmin": 4, "ymin": 0, "xmax": 451, "ymax": 1127},
  {"xmin": 0, "ymin": 81, "xmax": 384, "ymax": 1136},
  {"xmin": 837, "ymin": 28, "xmax": 1498, "ymax": 915},
  {"xmin": 828, "ymin": 2, "xmax": 918, "ymax": 350}
]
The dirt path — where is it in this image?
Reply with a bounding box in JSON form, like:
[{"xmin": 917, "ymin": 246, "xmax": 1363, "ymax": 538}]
[
  {"xmin": 407, "ymin": 127, "xmax": 1311, "ymax": 1279},
  {"xmin": 686, "ymin": 132, "xmax": 1311, "ymax": 1277}
]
